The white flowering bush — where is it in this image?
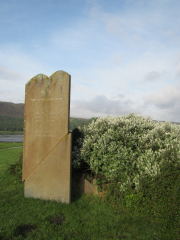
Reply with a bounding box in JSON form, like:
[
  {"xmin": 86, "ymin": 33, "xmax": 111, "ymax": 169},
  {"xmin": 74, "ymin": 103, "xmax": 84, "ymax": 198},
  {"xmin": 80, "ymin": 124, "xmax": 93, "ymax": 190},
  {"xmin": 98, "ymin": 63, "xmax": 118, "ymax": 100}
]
[{"xmin": 72, "ymin": 113, "xmax": 180, "ymax": 193}]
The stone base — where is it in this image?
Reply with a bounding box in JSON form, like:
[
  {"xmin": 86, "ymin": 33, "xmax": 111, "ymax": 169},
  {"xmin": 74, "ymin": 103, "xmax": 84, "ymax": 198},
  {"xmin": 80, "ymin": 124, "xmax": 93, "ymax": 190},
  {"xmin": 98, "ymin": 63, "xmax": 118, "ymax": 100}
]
[
  {"xmin": 24, "ymin": 133, "xmax": 72, "ymax": 204},
  {"xmin": 72, "ymin": 173, "xmax": 108, "ymax": 198}
]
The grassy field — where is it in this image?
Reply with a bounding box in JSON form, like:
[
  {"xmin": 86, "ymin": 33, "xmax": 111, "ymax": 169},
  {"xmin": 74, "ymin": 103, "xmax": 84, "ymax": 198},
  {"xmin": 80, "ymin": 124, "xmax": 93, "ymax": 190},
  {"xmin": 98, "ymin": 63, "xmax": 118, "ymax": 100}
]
[
  {"xmin": 0, "ymin": 142, "xmax": 23, "ymax": 149},
  {"xmin": 0, "ymin": 144, "xmax": 179, "ymax": 240}
]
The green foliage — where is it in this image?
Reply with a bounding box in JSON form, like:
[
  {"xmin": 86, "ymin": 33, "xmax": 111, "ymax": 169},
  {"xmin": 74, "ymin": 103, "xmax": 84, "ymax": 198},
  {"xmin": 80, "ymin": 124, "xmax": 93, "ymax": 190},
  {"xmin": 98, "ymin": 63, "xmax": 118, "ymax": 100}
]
[
  {"xmin": 69, "ymin": 118, "xmax": 89, "ymax": 131},
  {"xmin": 125, "ymin": 193, "xmax": 139, "ymax": 208},
  {"xmin": 94, "ymin": 179, "xmax": 107, "ymax": 185},
  {"xmin": 0, "ymin": 116, "xmax": 24, "ymax": 131},
  {"xmin": 88, "ymin": 117, "xmax": 99, "ymax": 125},
  {"xmin": 72, "ymin": 113, "xmax": 180, "ymax": 193},
  {"xmin": 93, "ymin": 179, "xmax": 107, "ymax": 192},
  {"xmin": 5, "ymin": 150, "xmax": 23, "ymax": 180}
]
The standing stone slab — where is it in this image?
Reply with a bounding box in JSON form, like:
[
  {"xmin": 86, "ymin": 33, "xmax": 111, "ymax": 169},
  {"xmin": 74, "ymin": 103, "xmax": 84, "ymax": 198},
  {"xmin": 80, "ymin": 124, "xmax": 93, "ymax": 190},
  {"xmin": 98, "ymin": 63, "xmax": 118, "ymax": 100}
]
[{"xmin": 22, "ymin": 70, "xmax": 72, "ymax": 203}]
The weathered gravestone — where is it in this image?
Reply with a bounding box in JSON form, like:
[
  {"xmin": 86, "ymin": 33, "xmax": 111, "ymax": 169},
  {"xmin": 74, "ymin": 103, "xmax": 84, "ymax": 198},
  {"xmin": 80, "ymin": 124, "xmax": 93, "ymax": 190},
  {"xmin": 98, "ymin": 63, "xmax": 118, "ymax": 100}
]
[{"xmin": 22, "ymin": 70, "xmax": 72, "ymax": 203}]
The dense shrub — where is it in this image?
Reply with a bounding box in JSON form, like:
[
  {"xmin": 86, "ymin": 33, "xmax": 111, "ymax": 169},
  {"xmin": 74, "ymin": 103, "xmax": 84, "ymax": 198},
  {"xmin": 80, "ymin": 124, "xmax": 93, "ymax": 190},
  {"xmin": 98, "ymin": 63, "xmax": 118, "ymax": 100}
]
[{"xmin": 72, "ymin": 113, "xmax": 180, "ymax": 192}]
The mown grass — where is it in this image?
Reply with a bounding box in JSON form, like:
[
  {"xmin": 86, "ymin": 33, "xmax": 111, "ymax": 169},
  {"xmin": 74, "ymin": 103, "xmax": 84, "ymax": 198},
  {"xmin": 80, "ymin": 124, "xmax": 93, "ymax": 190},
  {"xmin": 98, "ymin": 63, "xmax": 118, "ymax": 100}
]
[
  {"xmin": 0, "ymin": 142, "xmax": 23, "ymax": 149},
  {"xmin": 0, "ymin": 144, "xmax": 179, "ymax": 240}
]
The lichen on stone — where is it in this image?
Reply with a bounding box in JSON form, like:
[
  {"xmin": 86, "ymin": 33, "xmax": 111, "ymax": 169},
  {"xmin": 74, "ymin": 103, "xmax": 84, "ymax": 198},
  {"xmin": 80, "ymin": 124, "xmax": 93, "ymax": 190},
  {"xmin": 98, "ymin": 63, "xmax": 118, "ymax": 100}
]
[{"xmin": 45, "ymin": 78, "xmax": 50, "ymax": 98}]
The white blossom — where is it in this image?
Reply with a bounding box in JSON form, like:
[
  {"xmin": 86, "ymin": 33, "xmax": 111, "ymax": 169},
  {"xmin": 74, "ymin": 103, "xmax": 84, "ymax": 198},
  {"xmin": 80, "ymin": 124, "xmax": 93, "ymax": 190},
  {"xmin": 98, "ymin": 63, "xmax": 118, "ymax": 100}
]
[{"xmin": 72, "ymin": 113, "xmax": 180, "ymax": 192}]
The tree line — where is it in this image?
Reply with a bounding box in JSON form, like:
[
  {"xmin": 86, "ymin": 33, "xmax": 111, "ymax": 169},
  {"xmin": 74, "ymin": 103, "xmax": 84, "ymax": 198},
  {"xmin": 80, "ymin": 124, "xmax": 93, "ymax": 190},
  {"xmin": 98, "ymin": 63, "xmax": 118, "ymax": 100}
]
[
  {"xmin": 0, "ymin": 116, "xmax": 90, "ymax": 132},
  {"xmin": 0, "ymin": 116, "xmax": 24, "ymax": 131}
]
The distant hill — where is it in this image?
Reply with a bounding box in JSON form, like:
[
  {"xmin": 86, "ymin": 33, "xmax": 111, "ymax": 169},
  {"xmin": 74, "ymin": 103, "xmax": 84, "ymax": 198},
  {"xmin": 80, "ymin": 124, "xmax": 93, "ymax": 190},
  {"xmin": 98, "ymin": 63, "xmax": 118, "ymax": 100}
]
[
  {"xmin": 0, "ymin": 102, "xmax": 24, "ymax": 118},
  {"xmin": 152, "ymin": 120, "xmax": 180, "ymax": 125}
]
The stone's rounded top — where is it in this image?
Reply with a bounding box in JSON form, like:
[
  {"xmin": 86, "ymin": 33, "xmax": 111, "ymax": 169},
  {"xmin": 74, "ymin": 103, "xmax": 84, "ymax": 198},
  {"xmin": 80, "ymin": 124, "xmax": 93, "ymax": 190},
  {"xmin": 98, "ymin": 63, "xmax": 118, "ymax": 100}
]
[
  {"xmin": 25, "ymin": 74, "xmax": 48, "ymax": 86},
  {"xmin": 25, "ymin": 71, "xmax": 70, "ymax": 87},
  {"xmin": 53, "ymin": 70, "xmax": 70, "ymax": 75},
  {"xmin": 50, "ymin": 70, "xmax": 71, "ymax": 79}
]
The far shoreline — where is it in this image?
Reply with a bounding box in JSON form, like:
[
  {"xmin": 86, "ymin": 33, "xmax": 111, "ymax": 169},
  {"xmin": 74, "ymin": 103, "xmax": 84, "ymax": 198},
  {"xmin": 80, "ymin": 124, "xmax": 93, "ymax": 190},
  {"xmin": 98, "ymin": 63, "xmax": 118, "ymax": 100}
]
[{"xmin": 0, "ymin": 131, "xmax": 23, "ymax": 135}]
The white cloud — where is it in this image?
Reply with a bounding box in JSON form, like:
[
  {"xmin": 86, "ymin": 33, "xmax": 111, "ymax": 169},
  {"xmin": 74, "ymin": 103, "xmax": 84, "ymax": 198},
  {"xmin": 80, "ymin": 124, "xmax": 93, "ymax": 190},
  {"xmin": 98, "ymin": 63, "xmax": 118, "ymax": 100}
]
[
  {"xmin": 71, "ymin": 82, "xmax": 96, "ymax": 100},
  {"xmin": 144, "ymin": 84, "xmax": 180, "ymax": 109},
  {"xmin": 144, "ymin": 71, "xmax": 161, "ymax": 82},
  {"xmin": 0, "ymin": 79, "xmax": 25, "ymax": 103},
  {"xmin": 0, "ymin": 66, "xmax": 23, "ymax": 82},
  {"xmin": 70, "ymin": 94, "xmax": 137, "ymax": 118}
]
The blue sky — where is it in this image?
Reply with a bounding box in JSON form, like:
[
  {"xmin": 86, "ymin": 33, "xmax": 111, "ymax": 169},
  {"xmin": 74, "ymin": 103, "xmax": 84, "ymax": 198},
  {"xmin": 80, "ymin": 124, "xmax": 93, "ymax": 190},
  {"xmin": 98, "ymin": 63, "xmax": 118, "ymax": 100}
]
[{"xmin": 1, "ymin": 0, "xmax": 180, "ymax": 121}]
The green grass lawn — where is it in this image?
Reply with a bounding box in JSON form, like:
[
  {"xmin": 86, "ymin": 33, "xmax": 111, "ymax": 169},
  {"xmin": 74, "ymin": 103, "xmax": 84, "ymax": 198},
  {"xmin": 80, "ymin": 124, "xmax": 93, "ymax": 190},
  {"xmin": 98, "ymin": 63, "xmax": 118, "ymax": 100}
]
[
  {"xmin": 0, "ymin": 142, "xmax": 23, "ymax": 149},
  {"xmin": 0, "ymin": 144, "xmax": 179, "ymax": 240}
]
